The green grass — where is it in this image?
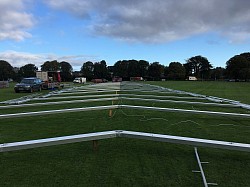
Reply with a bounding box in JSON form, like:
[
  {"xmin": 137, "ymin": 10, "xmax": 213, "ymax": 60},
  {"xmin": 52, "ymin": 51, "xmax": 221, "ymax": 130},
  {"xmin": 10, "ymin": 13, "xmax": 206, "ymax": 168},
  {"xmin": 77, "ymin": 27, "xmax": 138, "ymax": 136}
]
[
  {"xmin": 0, "ymin": 81, "xmax": 250, "ymax": 187},
  {"xmin": 148, "ymin": 81, "xmax": 250, "ymax": 104},
  {"xmin": 0, "ymin": 83, "xmax": 30, "ymax": 102},
  {"xmin": 0, "ymin": 82, "xmax": 52, "ymax": 102}
]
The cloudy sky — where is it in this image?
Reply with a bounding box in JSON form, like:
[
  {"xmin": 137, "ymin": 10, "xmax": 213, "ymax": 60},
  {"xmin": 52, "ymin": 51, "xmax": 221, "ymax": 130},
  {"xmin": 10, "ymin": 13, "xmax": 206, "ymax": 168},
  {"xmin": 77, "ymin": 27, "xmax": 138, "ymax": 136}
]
[{"xmin": 0, "ymin": 0, "xmax": 249, "ymax": 70}]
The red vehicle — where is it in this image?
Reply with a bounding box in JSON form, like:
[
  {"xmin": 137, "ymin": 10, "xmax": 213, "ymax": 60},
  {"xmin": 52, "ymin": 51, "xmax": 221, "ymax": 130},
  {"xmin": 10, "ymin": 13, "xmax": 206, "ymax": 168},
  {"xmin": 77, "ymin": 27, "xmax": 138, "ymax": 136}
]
[
  {"xmin": 36, "ymin": 71, "xmax": 63, "ymax": 89},
  {"xmin": 91, "ymin": 79, "xmax": 108, "ymax": 83},
  {"xmin": 112, "ymin": 77, "xmax": 122, "ymax": 82},
  {"xmin": 130, "ymin": 77, "xmax": 143, "ymax": 81}
]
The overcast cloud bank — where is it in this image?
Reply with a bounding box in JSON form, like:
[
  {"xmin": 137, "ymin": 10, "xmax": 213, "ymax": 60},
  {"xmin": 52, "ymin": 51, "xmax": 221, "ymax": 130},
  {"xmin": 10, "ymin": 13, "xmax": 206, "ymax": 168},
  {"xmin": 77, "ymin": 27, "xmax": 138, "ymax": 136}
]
[
  {"xmin": 1, "ymin": 0, "xmax": 250, "ymax": 68},
  {"xmin": 47, "ymin": 0, "xmax": 250, "ymax": 43}
]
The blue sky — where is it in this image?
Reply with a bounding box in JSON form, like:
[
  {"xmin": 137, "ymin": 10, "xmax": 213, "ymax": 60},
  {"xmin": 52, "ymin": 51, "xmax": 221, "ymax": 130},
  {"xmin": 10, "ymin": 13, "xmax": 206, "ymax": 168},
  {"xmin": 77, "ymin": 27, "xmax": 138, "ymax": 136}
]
[{"xmin": 0, "ymin": 0, "xmax": 250, "ymax": 71}]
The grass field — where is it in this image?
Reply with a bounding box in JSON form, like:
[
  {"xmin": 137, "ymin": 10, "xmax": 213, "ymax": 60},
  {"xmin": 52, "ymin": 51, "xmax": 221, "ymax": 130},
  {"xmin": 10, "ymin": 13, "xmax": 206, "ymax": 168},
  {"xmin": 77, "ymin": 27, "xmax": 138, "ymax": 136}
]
[
  {"xmin": 0, "ymin": 81, "xmax": 250, "ymax": 187},
  {"xmin": 149, "ymin": 81, "xmax": 250, "ymax": 104}
]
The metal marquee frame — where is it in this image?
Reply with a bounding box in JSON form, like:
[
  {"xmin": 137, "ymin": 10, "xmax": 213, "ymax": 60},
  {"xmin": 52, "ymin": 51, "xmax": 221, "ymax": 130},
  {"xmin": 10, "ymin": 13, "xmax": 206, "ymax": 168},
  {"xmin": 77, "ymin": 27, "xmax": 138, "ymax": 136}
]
[
  {"xmin": 0, "ymin": 96, "xmax": 240, "ymax": 109},
  {"xmin": 0, "ymin": 97, "xmax": 119, "ymax": 109},
  {"xmin": 120, "ymin": 105, "xmax": 250, "ymax": 118},
  {"xmin": 1, "ymin": 82, "xmax": 250, "ymax": 186},
  {"xmin": 1, "ymin": 104, "xmax": 250, "ymax": 119},
  {"xmin": 0, "ymin": 105, "xmax": 118, "ymax": 119},
  {"xmin": 1, "ymin": 130, "xmax": 250, "ymax": 153},
  {"xmin": 193, "ymin": 147, "xmax": 218, "ymax": 187},
  {"xmin": 2, "ymin": 81, "xmax": 250, "ymax": 109}
]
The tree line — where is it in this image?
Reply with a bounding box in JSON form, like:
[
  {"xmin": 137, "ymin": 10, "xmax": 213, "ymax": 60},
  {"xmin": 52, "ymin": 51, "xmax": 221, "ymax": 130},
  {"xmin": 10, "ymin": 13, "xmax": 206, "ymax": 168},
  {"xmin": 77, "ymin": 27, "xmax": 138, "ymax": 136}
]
[{"xmin": 0, "ymin": 52, "xmax": 250, "ymax": 81}]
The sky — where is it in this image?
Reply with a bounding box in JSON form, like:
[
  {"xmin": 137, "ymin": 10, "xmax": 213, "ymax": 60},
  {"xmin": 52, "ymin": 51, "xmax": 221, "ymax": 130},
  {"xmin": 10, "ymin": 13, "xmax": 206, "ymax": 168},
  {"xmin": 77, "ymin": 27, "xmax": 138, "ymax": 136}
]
[{"xmin": 0, "ymin": 0, "xmax": 250, "ymax": 71}]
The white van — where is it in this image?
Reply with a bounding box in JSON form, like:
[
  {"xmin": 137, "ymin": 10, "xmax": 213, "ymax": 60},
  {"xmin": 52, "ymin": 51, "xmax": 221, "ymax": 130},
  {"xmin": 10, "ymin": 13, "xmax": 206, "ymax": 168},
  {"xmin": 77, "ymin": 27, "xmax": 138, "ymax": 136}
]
[{"xmin": 73, "ymin": 77, "xmax": 86, "ymax": 84}]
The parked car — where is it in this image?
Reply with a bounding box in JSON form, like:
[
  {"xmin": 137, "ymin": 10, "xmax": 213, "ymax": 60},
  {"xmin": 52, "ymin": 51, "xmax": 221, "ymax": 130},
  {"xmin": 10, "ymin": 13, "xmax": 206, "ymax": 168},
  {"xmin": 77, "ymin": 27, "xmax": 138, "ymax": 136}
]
[{"xmin": 14, "ymin": 77, "xmax": 42, "ymax": 93}]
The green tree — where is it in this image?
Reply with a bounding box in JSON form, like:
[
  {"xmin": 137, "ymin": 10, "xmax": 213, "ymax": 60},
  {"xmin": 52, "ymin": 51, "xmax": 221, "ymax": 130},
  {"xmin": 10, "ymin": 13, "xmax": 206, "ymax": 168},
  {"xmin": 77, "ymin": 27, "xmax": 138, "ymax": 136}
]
[
  {"xmin": 226, "ymin": 53, "xmax": 250, "ymax": 81},
  {"xmin": 0, "ymin": 60, "xmax": 14, "ymax": 80},
  {"xmin": 183, "ymin": 62, "xmax": 193, "ymax": 77},
  {"xmin": 138, "ymin": 60, "xmax": 149, "ymax": 77},
  {"xmin": 113, "ymin": 60, "xmax": 129, "ymax": 80},
  {"xmin": 148, "ymin": 62, "xmax": 164, "ymax": 81},
  {"xmin": 18, "ymin": 64, "xmax": 38, "ymax": 78},
  {"xmin": 81, "ymin": 61, "xmax": 94, "ymax": 81},
  {"xmin": 114, "ymin": 60, "xmax": 149, "ymax": 80},
  {"xmin": 107, "ymin": 66, "xmax": 114, "ymax": 80},
  {"xmin": 241, "ymin": 52, "xmax": 250, "ymax": 61},
  {"xmin": 210, "ymin": 67, "xmax": 225, "ymax": 80},
  {"xmin": 60, "ymin": 61, "xmax": 73, "ymax": 81},
  {"xmin": 93, "ymin": 60, "xmax": 108, "ymax": 79},
  {"xmin": 184, "ymin": 55, "xmax": 212, "ymax": 79},
  {"xmin": 165, "ymin": 62, "xmax": 185, "ymax": 80},
  {"xmin": 127, "ymin": 59, "xmax": 150, "ymax": 78},
  {"xmin": 200, "ymin": 58, "xmax": 213, "ymax": 80},
  {"xmin": 127, "ymin": 60, "xmax": 139, "ymax": 77},
  {"xmin": 41, "ymin": 60, "xmax": 60, "ymax": 71}
]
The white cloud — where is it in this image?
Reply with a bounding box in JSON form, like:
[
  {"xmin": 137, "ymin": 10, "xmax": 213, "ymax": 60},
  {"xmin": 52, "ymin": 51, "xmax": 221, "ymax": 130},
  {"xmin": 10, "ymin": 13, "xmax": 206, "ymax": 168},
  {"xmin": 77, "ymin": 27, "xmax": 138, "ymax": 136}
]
[
  {"xmin": 45, "ymin": 0, "xmax": 250, "ymax": 43},
  {"xmin": 0, "ymin": 51, "xmax": 99, "ymax": 70},
  {"xmin": 0, "ymin": 51, "xmax": 44, "ymax": 67},
  {"xmin": 57, "ymin": 55, "xmax": 99, "ymax": 67},
  {"xmin": 0, "ymin": 0, "xmax": 34, "ymax": 41}
]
